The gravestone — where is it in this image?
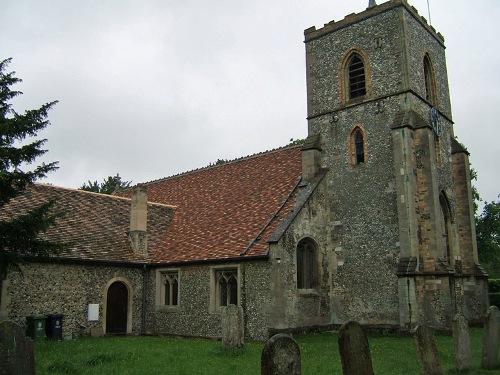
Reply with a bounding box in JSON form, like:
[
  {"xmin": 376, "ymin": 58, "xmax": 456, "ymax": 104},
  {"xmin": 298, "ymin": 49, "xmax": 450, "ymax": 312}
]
[
  {"xmin": 0, "ymin": 320, "xmax": 35, "ymax": 375},
  {"xmin": 261, "ymin": 333, "xmax": 301, "ymax": 375},
  {"xmin": 452, "ymin": 313, "xmax": 472, "ymax": 372},
  {"xmin": 414, "ymin": 325, "xmax": 443, "ymax": 375},
  {"xmin": 481, "ymin": 305, "xmax": 500, "ymax": 369},
  {"xmin": 221, "ymin": 304, "xmax": 244, "ymax": 349},
  {"xmin": 338, "ymin": 321, "xmax": 374, "ymax": 375}
]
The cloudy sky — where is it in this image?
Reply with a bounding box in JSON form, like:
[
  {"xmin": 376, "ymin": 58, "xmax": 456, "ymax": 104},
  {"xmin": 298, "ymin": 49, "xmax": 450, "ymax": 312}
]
[{"xmin": 2, "ymin": 0, "xmax": 499, "ymax": 207}]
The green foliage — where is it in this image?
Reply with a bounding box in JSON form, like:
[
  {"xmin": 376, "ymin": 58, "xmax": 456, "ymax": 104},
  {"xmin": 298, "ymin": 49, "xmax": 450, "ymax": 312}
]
[
  {"xmin": 488, "ymin": 279, "xmax": 500, "ymax": 294},
  {"xmin": 470, "ymin": 168, "xmax": 481, "ymax": 217},
  {"xmin": 477, "ymin": 198, "xmax": 500, "ymax": 277},
  {"xmin": 488, "ymin": 279, "xmax": 500, "ymax": 308},
  {"xmin": 0, "ymin": 58, "xmax": 63, "ymax": 278},
  {"xmin": 35, "ymin": 329, "xmax": 492, "ymax": 375},
  {"xmin": 288, "ymin": 137, "xmax": 306, "ymax": 146},
  {"xmin": 79, "ymin": 174, "xmax": 131, "ymax": 195}
]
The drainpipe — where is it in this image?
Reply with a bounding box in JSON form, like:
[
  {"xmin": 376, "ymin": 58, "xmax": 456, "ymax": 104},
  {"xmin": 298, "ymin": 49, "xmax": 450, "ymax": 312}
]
[{"xmin": 141, "ymin": 264, "xmax": 147, "ymax": 335}]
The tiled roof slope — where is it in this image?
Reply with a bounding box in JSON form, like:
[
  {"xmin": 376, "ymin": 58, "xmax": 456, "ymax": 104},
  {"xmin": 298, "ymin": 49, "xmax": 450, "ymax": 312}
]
[
  {"xmin": 118, "ymin": 146, "xmax": 303, "ymax": 264},
  {"xmin": 0, "ymin": 184, "xmax": 174, "ymax": 263}
]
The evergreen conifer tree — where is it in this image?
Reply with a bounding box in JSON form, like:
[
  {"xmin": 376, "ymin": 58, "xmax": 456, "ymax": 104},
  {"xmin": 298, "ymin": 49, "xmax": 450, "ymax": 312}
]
[{"xmin": 0, "ymin": 58, "xmax": 64, "ymax": 285}]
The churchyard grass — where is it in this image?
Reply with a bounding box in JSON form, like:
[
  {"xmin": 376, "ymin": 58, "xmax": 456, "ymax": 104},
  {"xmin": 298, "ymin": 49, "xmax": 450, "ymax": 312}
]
[{"xmin": 35, "ymin": 328, "xmax": 496, "ymax": 375}]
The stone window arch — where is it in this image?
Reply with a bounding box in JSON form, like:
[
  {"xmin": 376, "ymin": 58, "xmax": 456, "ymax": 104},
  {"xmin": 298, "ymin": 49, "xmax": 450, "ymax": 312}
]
[
  {"xmin": 423, "ymin": 53, "xmax": 438, "ymax": 105},
  {"xmin": 439, "ymin": 192, "xmax": 453, "ymax": 261},
  {"xmin": 339, "ymin": 49, "xmax": 372, "ymax": 103},
  {"xmin": 348, "ymin": 126, "xmax": 368, "ymax": 165},
  {"xmin": 296, "ymin": 238, "xmax": 318, "ymax": 289}
]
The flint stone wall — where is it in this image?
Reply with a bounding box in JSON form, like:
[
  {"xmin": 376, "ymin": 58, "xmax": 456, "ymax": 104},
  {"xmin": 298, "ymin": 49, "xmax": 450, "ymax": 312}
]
[
  {"xmin": 2, "ymin": 262, "xmax": 143, "ymax": 337},
  {"xmin": 146, "ymin": 260, "xmax": 271, "ymax": 341}
]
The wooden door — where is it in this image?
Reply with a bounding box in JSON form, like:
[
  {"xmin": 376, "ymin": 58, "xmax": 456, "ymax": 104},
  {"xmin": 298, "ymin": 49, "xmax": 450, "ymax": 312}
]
[{"xmin": 106, "ymin": 281, "xmax": 128, "ymax": 334}]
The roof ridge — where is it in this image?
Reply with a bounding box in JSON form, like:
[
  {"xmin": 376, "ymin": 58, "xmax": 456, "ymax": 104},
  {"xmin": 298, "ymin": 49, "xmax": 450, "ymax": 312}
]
[
  {"xmin": 34, "ymin": 183, "xmax": 174, "ymax": 208},
  {"xmin": 140, "ymin": 144, "xmax": 302, "ymax": 185}
]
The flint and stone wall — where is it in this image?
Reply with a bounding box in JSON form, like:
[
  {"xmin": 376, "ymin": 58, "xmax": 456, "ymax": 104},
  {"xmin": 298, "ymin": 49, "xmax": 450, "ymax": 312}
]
[
  {"xmin": 1, "ymin": 262, "xmax": 144, "ymax": 337},
  {"xmin": 146, "ymin": 260, "xmax": 271, "ymax": 341},
  {"xmin": 300, "ymin": 0, "xmax": 487, "ymax": 328}
]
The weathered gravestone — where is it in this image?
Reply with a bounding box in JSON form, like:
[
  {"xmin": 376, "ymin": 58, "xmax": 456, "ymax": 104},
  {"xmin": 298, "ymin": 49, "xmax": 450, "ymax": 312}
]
[
  {"xmin": 261, "ymin": 333, "xmax": 301, "ymax": 375},
  {"xmin": 221, "ymin": 304, "xmax": 244, "ymax": 349},
  {"xmin": 481, "ymin": 305, "xmax": 500, "ymax": 369},
  {"xmin": 0, "ymin": 320, "xmax": 35, "ymax": 375},
  {"xmin": 452, "ymin": 313, "xmax": 472, "ymax": 372},
  {"xmin": 414, "ymin": 325, "xmax": 443, "ymax": 375},
  {"xmin": 338, "ymin": 321, "xmax": 374, "ymax": 375}
]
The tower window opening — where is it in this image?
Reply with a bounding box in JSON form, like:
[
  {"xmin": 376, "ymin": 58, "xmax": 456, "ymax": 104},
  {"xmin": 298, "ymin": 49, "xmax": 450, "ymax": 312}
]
[
  {"xmin": 423, "ymin": 54, "xmax": 437, "ymax": 105},
  {"xmin": 349, "ymin": 56, "xmax": 366, "ymax": 99},
  {"xmin": 355, "ymin": 130, "xmax": 365, "ymax": 164}
]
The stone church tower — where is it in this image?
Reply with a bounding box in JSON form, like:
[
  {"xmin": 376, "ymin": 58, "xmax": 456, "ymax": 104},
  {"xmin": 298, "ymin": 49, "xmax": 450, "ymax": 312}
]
[{"xmin": 302, "ymin": 0, "xmax": 488, "ymax": 327}]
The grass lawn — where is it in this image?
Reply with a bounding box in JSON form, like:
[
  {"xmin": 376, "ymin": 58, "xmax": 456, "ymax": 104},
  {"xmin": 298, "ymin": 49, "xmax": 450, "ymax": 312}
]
[{"xmin": 35, "ymin": 328, "xmax": 500, "ymax": 375}]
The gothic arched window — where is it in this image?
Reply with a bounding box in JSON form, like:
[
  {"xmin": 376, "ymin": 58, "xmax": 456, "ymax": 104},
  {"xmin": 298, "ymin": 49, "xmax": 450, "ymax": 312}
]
[
  {"xmin": 348, "ymin": 55, "xmax": 367, "ymax": 99},
  {"xmin": 297, "ymin": 238, "xmax": 317, "ymax": 289},
  {"xmin": 355, "ymin": 130, "xmax": 364, "ymax": 164},
  {"xmin": 439, "ymin": 192, "xmax": 452, "ymax": 261},
  {"xmin": 349, "ymin": 126, "xmax": 367, "ymax": 165},
  {"xmin": 423, "ymin": 54, "xmax": 437, "ymax": 105}
]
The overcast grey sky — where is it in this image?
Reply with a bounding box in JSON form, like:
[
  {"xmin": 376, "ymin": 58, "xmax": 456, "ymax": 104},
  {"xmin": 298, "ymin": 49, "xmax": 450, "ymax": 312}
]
[{"xmin": 2, "ymin": 0, "xmax": 499, "ymax": 207}]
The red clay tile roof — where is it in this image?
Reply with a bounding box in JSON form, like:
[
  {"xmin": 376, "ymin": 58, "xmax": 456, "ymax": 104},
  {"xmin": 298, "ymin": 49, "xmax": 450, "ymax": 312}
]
[
  {"xmin": 0, "ymin": 184, "xmax": 174, "ymax": 263},
  {"xmin": 2, "ymin": 146, "xmax": 303, "ymax": 265},
  {"xmin": 118, "ymin": 146, "xmax": 303, "ymax": 264}
]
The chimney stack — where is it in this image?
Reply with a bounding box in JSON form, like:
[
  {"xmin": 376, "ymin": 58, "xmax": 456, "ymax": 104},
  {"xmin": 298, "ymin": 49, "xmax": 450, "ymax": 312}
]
[{"xmin": 129, "ymin": 185, "xmax": 148, "ymax": 255}]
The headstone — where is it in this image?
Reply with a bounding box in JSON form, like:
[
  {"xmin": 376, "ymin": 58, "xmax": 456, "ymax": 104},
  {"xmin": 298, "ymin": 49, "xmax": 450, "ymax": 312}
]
[
  {"xmin": 414, "ymin": 325, "xmax": 443, "ymax": 375},
  {"xmin": 221, "ymin": 304, "xmax": 244, "ymax": 349},
  {"xmin": 338, "ymin": 321, "xmax": 374, "ymax": 375},
  {"xmin": 0, "ymin": 320, "xmax": 35, "ymax": 375},
  {"xmin": 261, "ymin": 333, "xmax": 301, "ymax": 375},
  {"xmin": 452, "ymin": 313, "xmax": 472, "ymax": 372},
  {"xmin": 481, "ymin": 305, "xmax": 500, "ymax": 369}
]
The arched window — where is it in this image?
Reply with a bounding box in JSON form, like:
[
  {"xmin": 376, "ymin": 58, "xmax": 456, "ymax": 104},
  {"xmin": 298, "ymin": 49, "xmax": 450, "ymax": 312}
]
[
  {"xmin": 339, "ymin": 49, "xmax": 371, "ymax": 103},
  {"xmin": 439, "ymin": 193, "xmax": 452, "ymax": 261},
  {"xmin": 348, "ymin": 55, "xmax": 366, "ymax": 99},
  {"xmin": 349, "ymin": 126, "xmax": 367, "ymax": 165},
  {"xmin": 297, "ymin": 239, "xmax": 317, "ymax": 289},
  {"xmin": 355, "ymin": 130, "xmax": 364, "ymax": 164},
  {"xmin": 423, "ymin": 54, "xmax": 437, "ymax": 105},
  {"xmin": 217, "ymin": 269, "xmax": 238, "ymax": 307}
]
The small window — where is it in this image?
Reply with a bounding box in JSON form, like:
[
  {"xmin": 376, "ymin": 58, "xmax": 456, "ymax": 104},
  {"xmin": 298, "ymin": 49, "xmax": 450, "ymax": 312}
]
[
  {"xmin": 423, "ymin": 54, "xmax": 437, "ymax": 105},
  {"xmin": 211, "ymin": 267, "xmax": 239, "ymax": 312},
  {"xmin": 355, "ymin": 130, "xmax": 365, "ymax": 164},
  {"xmin": 156, "ymin": 269, "xmax": 180, "ymax": 310},
  {"xmin": 348, "ymin": 55, "xmax": 366, "ymax": 99},
  {"xmin": 349, "ymin": 126, "xmax": 367, "ymax": 165},
  {"xmin": 217, "ymin": 270, "xmax": 238, "ymax": 307},
  {"xmin": 163, "ymin": 271, "xmax": 179, "ymax": 306},
  {"xmin": 297, "ymin": 239, "xmax": 317, "ymax": 289}
]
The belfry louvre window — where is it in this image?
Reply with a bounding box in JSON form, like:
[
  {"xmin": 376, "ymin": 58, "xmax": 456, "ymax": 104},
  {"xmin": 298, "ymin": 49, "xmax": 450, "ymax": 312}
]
[
  {"xmin": 348, "ymin": 55, "xmax": 366, "ymax": 99},
  {"xmin": 297, "ymin": 239, "xmax": 316, "ymax": 289},
  {"xmin": 216, "ymin": 269, "xmax": 238, "ymax": 307},
  {"xmin": 163, "ymin": 271, "xmax": 179, "ymax": 306}
]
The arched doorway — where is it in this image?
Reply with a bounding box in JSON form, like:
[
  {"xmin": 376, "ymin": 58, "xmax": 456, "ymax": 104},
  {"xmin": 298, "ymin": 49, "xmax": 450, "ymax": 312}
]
[{"xmin": 105, "ymin": 281, "xmax": 128, "ymax": 334}]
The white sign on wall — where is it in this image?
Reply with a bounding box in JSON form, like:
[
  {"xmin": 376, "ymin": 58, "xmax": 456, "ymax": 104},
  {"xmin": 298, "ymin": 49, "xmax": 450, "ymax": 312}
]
[{"xmin": 88, "ymin": 304, "xmax": 99, "ymax": 321}]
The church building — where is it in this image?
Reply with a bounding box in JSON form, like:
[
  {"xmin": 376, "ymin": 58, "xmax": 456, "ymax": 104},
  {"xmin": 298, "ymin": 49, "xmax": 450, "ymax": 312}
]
[{"xmin": 0, "ymin": 0, "xmax": 488, "ymax": 341}]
